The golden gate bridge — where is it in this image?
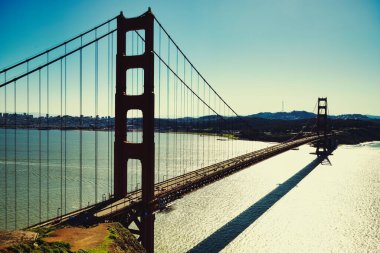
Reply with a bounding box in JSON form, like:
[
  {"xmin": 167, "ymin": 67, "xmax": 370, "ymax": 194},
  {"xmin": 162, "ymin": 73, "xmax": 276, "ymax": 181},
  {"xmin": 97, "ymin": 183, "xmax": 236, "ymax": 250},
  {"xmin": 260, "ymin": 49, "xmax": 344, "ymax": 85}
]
[{"xmin": 0, "ymin": 8, "xmax": 335, "ymax": 252}]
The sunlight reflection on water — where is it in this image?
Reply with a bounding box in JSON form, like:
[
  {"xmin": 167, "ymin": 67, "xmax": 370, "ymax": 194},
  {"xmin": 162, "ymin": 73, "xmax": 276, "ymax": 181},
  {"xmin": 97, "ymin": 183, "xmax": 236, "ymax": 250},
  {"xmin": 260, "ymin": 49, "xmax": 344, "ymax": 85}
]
[{"xmin": 155, "ymin": 142, "xmax": 380, "ymax": 253}]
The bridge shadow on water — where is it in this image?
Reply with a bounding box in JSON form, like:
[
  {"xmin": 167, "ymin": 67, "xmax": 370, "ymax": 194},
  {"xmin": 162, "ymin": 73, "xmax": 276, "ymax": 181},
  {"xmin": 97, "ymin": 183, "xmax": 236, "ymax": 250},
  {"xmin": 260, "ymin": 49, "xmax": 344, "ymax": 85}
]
[{"xmin": 188, "ymin": 155, "xmax": 330, "ymax": 253}]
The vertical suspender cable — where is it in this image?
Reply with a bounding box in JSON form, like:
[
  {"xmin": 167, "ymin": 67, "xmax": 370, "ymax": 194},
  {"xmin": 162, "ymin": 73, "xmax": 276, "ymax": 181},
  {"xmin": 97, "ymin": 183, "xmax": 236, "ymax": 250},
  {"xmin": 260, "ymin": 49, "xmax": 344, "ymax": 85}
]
[
  {"xmin": 185, "ymin": 61, "xmax": 188, "ymax": 173},
  {"xmin": 60, "ymin": 58, "xmax": 63, "ymax": 217},
  {"xmin": 46, "ymin": 53, "xmax": 50, "ymax": 219},
  {"xmin": 140, "ymin": 37, "xmax": 144, "ymax": 188},
  {"xmin": 13, "ymin": 80, "xmax": 16, "ymax": 229},
  {"xmin": 202, "ymin": 79, "xmax": 205, "ymax": 167},
  {"xmin": 227, "ymin": 105, "xmax": 229, "ymax": 158},
  {"xmin": 217, "ymin": 97, "xmax": 219, "ymax": 160},
  {"xmin": 189, "ymin": 73, "xmax": 191, "ymax": 168},
  {"xmin": 64, "ymin": 45, "xmax": 67, "ymax": 213},
  {"xmin": 231, "ymin": 109, "xmax": 234, "ymax": 157},
  {"xmin": 188, "ymin": 68, "xmax": 191, "ymax": 170},
  {"xmin": 173, "ymin": 45, "xmax": 176, "ymax": 179},
  {"xmin": 190, "ymin": 67, "xmax": 193, "ymax": 171},
  {"xmin": 215, "ymin": 92, "xmax": 217, "ymax": 162},
  {"xmin": 4, "ymin": 72, "xmax": 7, "ymax": 229},
  {"xmin": 224, "ymin": 103, "xmax": 227, "ymax": 158},
  {"xmin": 27, "ymin": 62, "xmax": 30, "ymax": 226},
  {"xmin": 110, "ymin": 32, "xmax": 114, "ymax": 193},
  {"xmin": 183, "ymin": 57, "xmax": 186, "ymax": 176},
  {"xmin": 174, "ymin": 48, "xmax": 178, "ymax": 177},
  {"xmin": 79, "ymin": 36, "xmax": 83, "ymax": 208},
  {"xmin": 181, "ymin": 57, "xmax": 187, "ymax": 174},
  {"xmin": 142, "ymin": 36, "xmax": 145, "ymax": 188},
  {"xmin": 38, "ymin": 69, "xmax": 41, "ymax": 222},
  {"xmin": 217, "ymin": 98, "xmax": 219, "ymax": 160},
  {"xmin": 136, "ymin": 35, "xmax": 139, "ymax": 190},
  {"xmin": 219, "ymin": 96, "xmax": 221, "ymax": 161},
  {"xmin": 158, "ymin": 26, "xmax": 161, "ymax": 184},
  {"xmin": 205, "ymin": 82, "xmax": 208, "ymax": 166},
  {"xmin": 208, "ymin": 86, "xmax": 210, "ymax": 165},
  {"xmin": 197, "ymin": 74, "xmax": 199, "ymax": 169},
  {"xmin": 212, "ymin": 91, "xmax": 215, "ymax": 162},
  {"xmin": 166, "ymin": 39, "xmax": 170, "ymax": 186},
  {"xmin": 180, "ymin": 57, "xmax": 183, "ymax": 175},
  {"xmin": 231, "ymin": 109, "xmax": 233, "ymax": 156},
  {"xmin": 220, "ymin": 101, "xmax": 223, "ymax": 159},
  {"xmin": 107, "ymin": 23, "xmax": 111, "ymax": 196},
  {"xmin": 95, "ymin": 29, "xmax": 99, "ymax": 203},
  {"xmin": 227, "ymin": 104, "xmax": 229, "ymax": 158},
  {"xmin": 136, "ymin": 35, "xmax": 140, "ymax": 189},
  {"xmin": 173, "ymin": 47, "xmax": 176, "ymax": 178},
  {"xmin": 181, "ymin": 58, "xmax": 184, "ymax": 176}
]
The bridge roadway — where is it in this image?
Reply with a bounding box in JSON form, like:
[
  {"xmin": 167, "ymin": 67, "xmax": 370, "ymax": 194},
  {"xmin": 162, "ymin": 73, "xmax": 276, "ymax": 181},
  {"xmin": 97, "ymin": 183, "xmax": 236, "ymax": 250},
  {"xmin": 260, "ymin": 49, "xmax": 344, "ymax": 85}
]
[
  {"xmin": 95, "ymin": 134, "xmax": 322, "ymax": 218},
  {"xmin": 30, "ymin": 134, "xmax": 324, "ymax": 230}
]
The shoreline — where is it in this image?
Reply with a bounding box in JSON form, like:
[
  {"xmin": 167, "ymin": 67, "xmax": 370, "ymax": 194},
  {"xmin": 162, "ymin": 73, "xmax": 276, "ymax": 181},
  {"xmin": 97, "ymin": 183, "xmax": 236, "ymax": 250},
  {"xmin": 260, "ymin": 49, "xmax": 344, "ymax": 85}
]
[{"xmin": 1, "ymin": 127, "xmax": 378, "ymax": 146}]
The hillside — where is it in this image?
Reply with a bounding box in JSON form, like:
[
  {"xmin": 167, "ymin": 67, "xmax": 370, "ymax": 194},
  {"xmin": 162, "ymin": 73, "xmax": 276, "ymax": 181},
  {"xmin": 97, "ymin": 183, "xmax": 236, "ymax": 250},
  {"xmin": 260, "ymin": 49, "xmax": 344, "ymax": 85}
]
[{"xmin": 154, "ymin": 116, "xmax": 380, "ymax": 145}]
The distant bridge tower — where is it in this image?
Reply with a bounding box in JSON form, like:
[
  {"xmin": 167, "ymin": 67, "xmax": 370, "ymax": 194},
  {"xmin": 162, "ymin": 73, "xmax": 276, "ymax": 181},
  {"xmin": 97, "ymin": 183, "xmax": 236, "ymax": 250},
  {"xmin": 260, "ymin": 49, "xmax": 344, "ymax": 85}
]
[
  {"xmin": 315, "ymin": 97, "xmax": 332, "ymax": 155},
  {"xmin": 114, "ymin": 9, "xmax": 155, "ymax": 253}
]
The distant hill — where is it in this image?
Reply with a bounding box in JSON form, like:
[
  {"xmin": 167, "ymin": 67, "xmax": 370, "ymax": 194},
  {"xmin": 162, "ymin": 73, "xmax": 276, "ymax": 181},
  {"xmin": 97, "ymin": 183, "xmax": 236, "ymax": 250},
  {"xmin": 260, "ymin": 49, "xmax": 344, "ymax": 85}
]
[
  {"xmin": 333, "ymin": 114, "xmax": 369, "ymax": 120},
  {"xmin": 366, "ymin": 115, "xmax": 380, "ymax": 120},
  {"xmin": 198, "ymin": 115, "xmax": 220, "ymax": 120},
  {"xmin": 246, "ymin": 111, "xmax": 377, "ymax": 121},
  {"xmin": 248, "ymin": 111, "xmax": 316, "ymax": 120}
]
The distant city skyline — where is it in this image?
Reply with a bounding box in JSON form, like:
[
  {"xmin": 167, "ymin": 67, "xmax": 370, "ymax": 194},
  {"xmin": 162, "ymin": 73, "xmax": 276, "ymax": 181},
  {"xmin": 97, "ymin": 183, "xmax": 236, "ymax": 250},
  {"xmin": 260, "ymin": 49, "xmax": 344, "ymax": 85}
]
[{"xmin": 0, "ymin": 0, "xmax": 379, "ymax": 115}]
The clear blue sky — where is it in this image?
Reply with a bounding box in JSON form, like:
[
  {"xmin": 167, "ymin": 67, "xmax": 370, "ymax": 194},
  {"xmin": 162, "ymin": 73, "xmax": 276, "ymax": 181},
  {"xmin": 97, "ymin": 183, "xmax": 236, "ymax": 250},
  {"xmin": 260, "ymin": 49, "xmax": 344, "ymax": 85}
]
[{"xmin": 0, "ymin": 0, "xmax": 379, "ymax": 115}]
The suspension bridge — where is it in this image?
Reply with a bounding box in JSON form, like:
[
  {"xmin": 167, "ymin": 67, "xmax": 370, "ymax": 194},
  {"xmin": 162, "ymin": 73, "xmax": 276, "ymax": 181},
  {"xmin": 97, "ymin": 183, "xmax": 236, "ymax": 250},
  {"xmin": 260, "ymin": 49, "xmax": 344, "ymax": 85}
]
[{"xmin": 0, "ymin": 9, "xmax": 335, "ymax": 252}]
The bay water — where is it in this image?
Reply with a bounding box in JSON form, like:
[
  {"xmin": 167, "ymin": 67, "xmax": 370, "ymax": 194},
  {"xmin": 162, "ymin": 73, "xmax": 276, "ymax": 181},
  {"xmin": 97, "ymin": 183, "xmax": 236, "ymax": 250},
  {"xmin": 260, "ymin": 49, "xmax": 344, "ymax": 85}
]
[{"xmin": 0, "ymin": 129, "xmax": 378, "ymax": 252}]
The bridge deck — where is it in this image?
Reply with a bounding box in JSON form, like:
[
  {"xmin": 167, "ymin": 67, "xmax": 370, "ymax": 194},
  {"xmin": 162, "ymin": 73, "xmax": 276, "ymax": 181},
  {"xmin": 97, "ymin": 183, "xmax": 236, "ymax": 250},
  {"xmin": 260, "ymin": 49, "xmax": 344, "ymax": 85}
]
[{"xmin": 93, "ymin": 135, "xmax": 321, "ymax": 219}]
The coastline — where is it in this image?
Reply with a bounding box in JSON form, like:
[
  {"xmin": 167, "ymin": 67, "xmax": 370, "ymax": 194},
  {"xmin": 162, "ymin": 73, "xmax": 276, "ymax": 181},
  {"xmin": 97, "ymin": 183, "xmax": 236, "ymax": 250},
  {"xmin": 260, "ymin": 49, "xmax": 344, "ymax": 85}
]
[{"xmin": 1, "ymin": 127, "xmax": 378, "ymax": 145}]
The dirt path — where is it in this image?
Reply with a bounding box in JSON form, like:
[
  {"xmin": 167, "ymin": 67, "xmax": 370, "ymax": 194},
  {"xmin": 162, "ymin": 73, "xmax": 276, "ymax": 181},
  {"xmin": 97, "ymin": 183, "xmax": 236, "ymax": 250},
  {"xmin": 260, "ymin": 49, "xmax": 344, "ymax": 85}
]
[{"xmin": 44, "ymin": 223, "xmax": 109, "ymax": 251}]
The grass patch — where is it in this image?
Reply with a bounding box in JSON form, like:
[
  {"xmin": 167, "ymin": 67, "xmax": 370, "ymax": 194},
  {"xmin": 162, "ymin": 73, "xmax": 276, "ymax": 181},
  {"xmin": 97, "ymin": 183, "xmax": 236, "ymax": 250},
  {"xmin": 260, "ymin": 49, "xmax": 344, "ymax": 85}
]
[
  {"xmin": 28, "ymin": 226, "xmax": 57, "ymax": 238},
  {"xmin": 7, "ymin": 240, "xmax": 71, "ymax": 253},
  {"xmin": 107, "ymin": 227, "xmax": 118, "ymax": 241}
]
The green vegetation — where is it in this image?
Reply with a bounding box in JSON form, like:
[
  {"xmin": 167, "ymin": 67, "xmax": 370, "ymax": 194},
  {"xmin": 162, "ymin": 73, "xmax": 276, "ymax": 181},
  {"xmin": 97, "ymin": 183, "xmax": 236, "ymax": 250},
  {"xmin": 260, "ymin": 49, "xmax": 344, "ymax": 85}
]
[
  {"xmin": 83, "ymin": 227, "xmax": 117, "ymax": 253},
  {"xmin": 29, "ymin": 226, "xmax": 57, "ymax": 238},
  {"xmin": 2, "ymin": 226, "xmax": 70, "ymax": 253},
  {"xmin": 107, "ymin": 227, "xmax": 118, "ymax": 241},
  {"xmin": 6, "ymin": 240, "xmax": 70, "ymax": 253},
  {"xmin": 105, "ymin": 223, "xmax": 145, "ymax": 253}
]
